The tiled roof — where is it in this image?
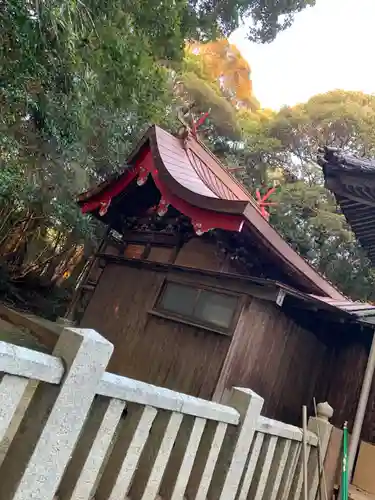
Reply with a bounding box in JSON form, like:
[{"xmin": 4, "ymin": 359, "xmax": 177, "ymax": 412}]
[{"xmin": 319, "ymin": 146, "xmax": 375, "ymax": 265}]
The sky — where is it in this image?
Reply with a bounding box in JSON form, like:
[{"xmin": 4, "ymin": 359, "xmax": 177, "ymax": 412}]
[{"xmin": 229, "ymin": 0, "xmax": 375, "ymax": 110}]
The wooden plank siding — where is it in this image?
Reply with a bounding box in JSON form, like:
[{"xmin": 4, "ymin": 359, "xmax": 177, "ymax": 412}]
[
  {"xmin": 326, "ymin": 332, "xmax": 369, "ymax": 437},
  {"xmin": 79, "ymin": 259, "xmax": 330, "ymax": 427},
  {"xmin": 77, "ymin": 233, "xmax": 375, "ymax": 441},
  {"xmin": 174, "ymin": 238, "xmax": 227, "ymax": 272},
  {"xmin": 214, "ymin": 297, "xmax": 329, "ymax": 426},
  {"xmin": 80, "ymin": 264, "xmax": 231, "ymax": 399}
]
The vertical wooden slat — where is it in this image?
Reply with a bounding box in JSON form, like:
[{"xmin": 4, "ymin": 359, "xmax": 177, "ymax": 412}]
[
  {"xmin": 253, "ymin": 435, "xmax": 278, "ymax": 499},
  {"xmin": 58, "ymin": 397, "xmax": 125, "ymax": 500},
  {"xmin": 292, "ymin": 444, "xmax": 312, "ymax": 500},
  {"xmin": 265, "ymin": 439, "xmax": 291, "ymax": 500},
  {"xmin": 170, "ymin": 417, "xmax": 206, "ymax": 500},
  {"xmin": 214, "ymin": 295, "xmax": 330, "ymax": 427},
  {"xmin": 140, "ymin": 411, "xmax": 183, "ymax": 500},
  {"xmin": 96, "ymin": 405, "xmax": 157, "ymax": 500},
  {"xmin": 187, "ymin": 421, "xmax": 228, "ymax": 500},
  {"xmin": 238, "ymin": 432, "xmax": 264, "ymax": 500},
  {"xmin": 277, "ymin": 441, "xmax": 301, "ymax": 500}
]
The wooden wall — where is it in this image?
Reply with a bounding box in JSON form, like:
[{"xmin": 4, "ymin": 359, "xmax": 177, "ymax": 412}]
[
  {"xmin": 174, "ymin": 237, "xmax": 226, "ymax": 271},
  {"xmin": 214, "ymin": 296, "xmax": 330, "ymax": 426},
  {"xmin": 77, "ymin": 233, "xmax": 375, "ymax": 441},
  {"xmin": 274, "ymin": 310, "xmax": 375, "ymax": 443},
  {"xmin": 80, "ymin": 255, "xmax": 335, "ymax": 428},
  {"xmin": 80, "ymin": 263, "xmax": 231, "ymax": 399},
  {"xmin": 326, "ymin": 337, "xmax": 368, "ymax": 433},
  {"xmin": 321, "ymin": 324, "xmax": 373, "ymax": 442},
  {"xmin": 174, "ymin": 235, "xmax": 275, "ymax": 277}
]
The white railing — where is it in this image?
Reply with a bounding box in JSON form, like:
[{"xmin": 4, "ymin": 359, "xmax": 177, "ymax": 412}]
[{"xmin": 0, "ymin": 327, "xmax": 333, "ymax": 500}]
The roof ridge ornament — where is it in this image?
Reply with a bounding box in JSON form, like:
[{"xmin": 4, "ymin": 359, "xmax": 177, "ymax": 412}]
[
  {"xmin": 176, "ymin": 103, "xmax": 210, "ymax": 144},
  {"xmin": 255, "ymin": 183, "xmax": 280, "ymax": 220}
]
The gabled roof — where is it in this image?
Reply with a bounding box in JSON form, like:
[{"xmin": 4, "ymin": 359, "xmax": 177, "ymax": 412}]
[
  {"xmin": 318, "ymin": 146, "xmax": 375, "ymax": 264},
  {"xmin": 79, "ymin": 125, "xmax": 345, "ymax": 299}
]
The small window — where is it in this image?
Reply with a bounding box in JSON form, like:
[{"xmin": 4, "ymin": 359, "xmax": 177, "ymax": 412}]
[
  {"xmin": 195, "ymin": 290, "xmax": 238, "ymax": 329},
  {"xmin": 155, "ymin": 281, "xmax": 238, "ymax": 333},
  {"xmin": 124, "ymin": 244, "xmax": 145, "ymax": 259}
]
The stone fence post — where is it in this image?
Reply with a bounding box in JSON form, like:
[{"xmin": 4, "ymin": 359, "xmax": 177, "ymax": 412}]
[
  {"xmin": 308, "ymin": 401, "xmax": 334, "ymax": 500},
  {"xmin": 209, "ymin": 387, "xmax": 264, "ymax": 500},
  {"xmin": 0, "ymin": 328, "xmax": 113, "ymax": 500}
]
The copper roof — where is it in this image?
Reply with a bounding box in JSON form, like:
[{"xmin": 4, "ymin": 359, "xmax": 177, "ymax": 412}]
[
  {"xmin": 147, "ymin": 126, "xmax": 251, "ymax": 214},
  {"xmin": 318, "ymin": 146, "xmax": 375, "ymax": 263},
  {"xmin": 156, "ymin": 127, "xmax": 249, "ymax": 201},
  {"xmin": 79, "ymin": 126, "xmax": 346, "ymax": 299}
]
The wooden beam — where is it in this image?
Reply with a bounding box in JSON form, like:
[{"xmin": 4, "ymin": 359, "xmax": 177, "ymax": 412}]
[
  {"xmin": 327, "ymin": 178, "xmax": 375, "ymax": 207},
  {"xmin": 121, "ymin": 230, "xmax": 180, "ymax": 246},
  {"xmin": 98, "ymin": 254, "xmax": 354, "ymax": 325}
]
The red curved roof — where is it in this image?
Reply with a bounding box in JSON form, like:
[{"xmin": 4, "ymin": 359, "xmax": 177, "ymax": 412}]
[
  {"xmin": 145, "ymin": 126, "xmax": 250, "ymax": 215},
  {"xmin": 154, "ymin": 126, "xmax": 250, "ymax": 202},
  {"xmin": 78, "ymin": 125, "xmax": 345, "ymax": 300}
]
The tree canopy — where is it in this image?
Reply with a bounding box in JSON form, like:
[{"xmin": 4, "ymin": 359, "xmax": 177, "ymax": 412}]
[
  {"xmin": 3, "ymin": 0, "xmax": 375, "ymax": 317},
  {"xmin": 255, "ymin": 91, "xmax": 375, "ymax": 302},
  {"xmin": 176, "ymin": 46, "xmax": 375, "ymax": 302},
  {"xmin": 188, "ymin": 0, "xmax": 316, "ymax": 43}
]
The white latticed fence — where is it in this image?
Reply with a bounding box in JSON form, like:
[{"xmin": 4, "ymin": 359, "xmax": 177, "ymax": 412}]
[{"xmin": 0, "ymin": 327, "xmax": 333, "ymax": 499}]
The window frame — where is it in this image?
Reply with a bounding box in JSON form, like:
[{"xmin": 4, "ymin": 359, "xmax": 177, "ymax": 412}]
[{"xmin": 152, "ymin": 278, "xmax": 241, "ymax": 336}]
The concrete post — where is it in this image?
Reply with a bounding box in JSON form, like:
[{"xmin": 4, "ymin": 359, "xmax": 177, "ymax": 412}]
[
  {"xmin": 0, "ymin": 327, "xmax": 113, "ymax": 500},
  {"xmin": 209, "ymin": 387, "xmax": 264, "ymax": 500},
  {"xmin": 308, "ymin": 401, "xmax": 334, "ymax": 500}
]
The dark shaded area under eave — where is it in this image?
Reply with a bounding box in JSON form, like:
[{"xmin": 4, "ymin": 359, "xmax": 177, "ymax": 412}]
[{"xmin": 318, "ymin": 146, "xmax": 375, "ymax": 264}]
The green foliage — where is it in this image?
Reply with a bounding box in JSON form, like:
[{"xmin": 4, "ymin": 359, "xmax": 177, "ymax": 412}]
[
  {"xmin": 2, "ymin": 0, "xmax": 364, "ymax": 318},
  {"xmin": 0, "ymin": 167, "xmax": 23, "ymax": 202},
  {"xmin": 265, "ymin": 91, "xmax": 375, "ymax": 301},
  {"xmin": 270, "ymin": 181, "xmax": 375, "ymax": 302},
  {"xmin": 180, "ymin": 72, "xmax": 241, "ymax": 139},
  {"xmin": 188, "ymin": 0, "xmax": 316, "ymax": 43},
  {"xmin": 245, "ymin": 0, "xmax": 316, "ymax": 42},
  {"xmin": 269, "ymin": 91, "xmax": 375, "ymax": 162},
  {"xmin": 0, "ymin": 0, "xmax": 179, "ymax": 251}
]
